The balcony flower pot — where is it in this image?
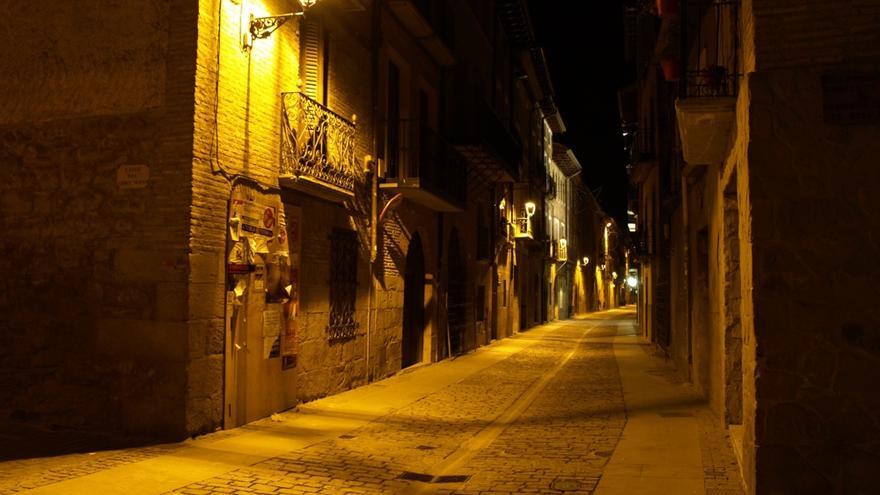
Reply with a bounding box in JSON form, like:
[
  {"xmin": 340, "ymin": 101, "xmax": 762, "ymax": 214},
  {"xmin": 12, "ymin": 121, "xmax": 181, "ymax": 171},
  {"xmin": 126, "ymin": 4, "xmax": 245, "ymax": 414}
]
[
  {"xmin": 656, "ymin": 0, "xmax": 678, "ymax": 17},
  {"xmin": 660, "ymin": 57, "xmax": 680, "ymax": 81}
]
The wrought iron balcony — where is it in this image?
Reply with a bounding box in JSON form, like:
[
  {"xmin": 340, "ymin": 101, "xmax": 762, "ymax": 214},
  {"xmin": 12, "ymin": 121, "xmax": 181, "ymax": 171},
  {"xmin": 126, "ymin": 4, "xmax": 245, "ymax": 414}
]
[
  {"xmin": 675, "ymin": 1, "xmax": 740, "ymax": 166},
  {"xmin": 514, "ymin": 216, "xmax": 533, "ymax": 240},
  {"xmin": 280, "ymin": 92, "xmax": 358, "ymax": 202},
  {"xmin": 380, "ymin": 119, "xmax": 466, "ymax": 211},
  {"xmin": 557, "ymin": 239, "xmax": 568, "ymax": 262},
  {"xmin": 450, "ymin": 83, "xmax": 521, "ymax": 183}
]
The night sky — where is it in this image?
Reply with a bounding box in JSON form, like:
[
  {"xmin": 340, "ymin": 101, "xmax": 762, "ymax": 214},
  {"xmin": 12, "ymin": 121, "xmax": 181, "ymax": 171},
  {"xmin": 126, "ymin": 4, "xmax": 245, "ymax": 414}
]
[{"xmin": 528, "ymin": 0, "xmax": 632, "ymax": 225}]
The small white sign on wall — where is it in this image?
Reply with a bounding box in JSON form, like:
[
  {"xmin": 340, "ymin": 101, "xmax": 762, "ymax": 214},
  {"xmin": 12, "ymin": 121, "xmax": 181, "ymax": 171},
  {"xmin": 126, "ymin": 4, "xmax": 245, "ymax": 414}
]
[{"xmin": 117, "ymin": 164, "xmax": 150, "ymax": 189}]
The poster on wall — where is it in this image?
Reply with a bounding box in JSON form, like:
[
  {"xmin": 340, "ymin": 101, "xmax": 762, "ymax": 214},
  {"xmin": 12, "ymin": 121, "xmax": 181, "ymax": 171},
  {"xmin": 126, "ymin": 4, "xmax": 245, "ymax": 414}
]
[
  {"xmin": 281, "ymin": 205, "xmax": 302, "ymax": 370},
  {"xmin": 263, "ymin": 305, "xmax": 282, "ymax": 358}
]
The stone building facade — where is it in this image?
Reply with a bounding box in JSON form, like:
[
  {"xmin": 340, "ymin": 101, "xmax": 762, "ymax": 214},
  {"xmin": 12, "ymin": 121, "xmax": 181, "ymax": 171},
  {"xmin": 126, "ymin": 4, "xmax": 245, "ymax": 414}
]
[
  {"xmin": 0, "ymin": 0, "xmax": 592, "ymax": 443},
  {"xmin": 624, "ymin": 0, "xmax": 880, "ymax": 493}
]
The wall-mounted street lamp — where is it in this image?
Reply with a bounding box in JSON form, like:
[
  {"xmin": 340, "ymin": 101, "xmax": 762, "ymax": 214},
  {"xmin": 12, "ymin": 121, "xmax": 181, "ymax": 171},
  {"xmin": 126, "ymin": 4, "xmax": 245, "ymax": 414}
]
[
  {"xmin": 582, "ymin": 256, "xmax": 590, "ymax": 266},
  {"xmin": 245, "ymin": 0, "xmax": 322, "ymax": 50},
  {"xmin": 514, "ymin": 201, "xmax": 537, "ymax": 240}
]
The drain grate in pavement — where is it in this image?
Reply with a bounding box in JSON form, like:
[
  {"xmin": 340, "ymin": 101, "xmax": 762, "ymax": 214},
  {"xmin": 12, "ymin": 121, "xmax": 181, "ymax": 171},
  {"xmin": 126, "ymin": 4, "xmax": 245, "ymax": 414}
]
[
  {"xmin": 415, "ymin": 444, "xmax": 436, "ymax": 450},
  {"xmin": 594, "ymin": 450, "xmax": 613, "ymax": 457},
  {"xmin": 338, "ymin": 434, "xmax": 356, "ymax": 439},
  {"xmin": 398, "ymin": 471, "xmax": 434, "ymax": 483},
  {"xmin": 434, "ymin": 474, "xmax": 470, "ymax": 483},
  {"xmin": 658, "ymin": 411, "xmax": 694, "ymax": 417}
]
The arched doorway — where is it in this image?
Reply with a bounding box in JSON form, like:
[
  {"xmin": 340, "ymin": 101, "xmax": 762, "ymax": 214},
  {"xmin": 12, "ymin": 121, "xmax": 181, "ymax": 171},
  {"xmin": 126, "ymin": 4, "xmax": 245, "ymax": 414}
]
[
  {"xmin": 447, "ymin": 228, "xmax": 467, "ymax": 355},
  {"xmin": 402, "ymin": 233, "xmax": 425, "ymax": 368}
]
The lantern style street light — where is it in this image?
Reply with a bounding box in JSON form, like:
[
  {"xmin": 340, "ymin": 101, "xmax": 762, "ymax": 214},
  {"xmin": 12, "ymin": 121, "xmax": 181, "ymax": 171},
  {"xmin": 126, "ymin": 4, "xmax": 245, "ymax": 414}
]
[{"xmin": 246, "ymin": 0, "xmax": 323, "ymax": 49}]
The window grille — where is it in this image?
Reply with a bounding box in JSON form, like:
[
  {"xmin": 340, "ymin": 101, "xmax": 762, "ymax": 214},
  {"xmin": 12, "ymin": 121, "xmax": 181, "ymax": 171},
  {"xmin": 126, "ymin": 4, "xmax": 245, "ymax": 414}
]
[{"xmin": 328, "ymin": 228, "xmax": 358, "ymax": 340}]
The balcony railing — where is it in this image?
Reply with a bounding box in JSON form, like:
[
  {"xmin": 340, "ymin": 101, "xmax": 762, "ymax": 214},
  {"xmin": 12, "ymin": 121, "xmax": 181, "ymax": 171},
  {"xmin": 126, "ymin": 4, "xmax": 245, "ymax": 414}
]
[
  {"xmin": 557, "ymin": 239, "xmax": 568, "ymax": 261},
  {"xmin": 450, "ymin": 83, "xmax": 521, "ymax": 181},
  {"xmin": 281, "ymin": 92, "xmax": 358, "ymax": 198},
  {"xmin": 514, "ymin": 216, "xmax": 533, "ymax": 240},
  {"xmin": 382, "ymin": 119, "xmax": 466, "ymax": 209},
  {"xmin": 682, "ymin": 0, "xmax": 740, "ymax": 99}
]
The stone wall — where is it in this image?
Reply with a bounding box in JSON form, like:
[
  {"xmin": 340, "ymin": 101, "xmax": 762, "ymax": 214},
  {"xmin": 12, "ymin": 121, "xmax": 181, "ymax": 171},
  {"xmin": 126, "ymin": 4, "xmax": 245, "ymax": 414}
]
[
  {"xmin": 747, "ymin": 67, "xmax": 880, "ymax": 494},
  {"xmin": 0, "ymin": 0, "xmax": 197, "ymax": 438}
]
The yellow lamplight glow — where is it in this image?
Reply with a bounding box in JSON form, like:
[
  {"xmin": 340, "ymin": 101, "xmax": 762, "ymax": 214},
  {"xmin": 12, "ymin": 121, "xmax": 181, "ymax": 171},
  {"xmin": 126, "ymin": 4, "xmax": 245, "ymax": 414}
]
[{"xmin": 525, "ymin": 201, "xmax": 536, "ymax": 217}]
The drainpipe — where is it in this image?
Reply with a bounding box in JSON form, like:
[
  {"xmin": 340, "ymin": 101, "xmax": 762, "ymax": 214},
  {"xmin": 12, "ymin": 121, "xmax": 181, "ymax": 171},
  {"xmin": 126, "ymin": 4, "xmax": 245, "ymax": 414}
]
[{"xmin": 366, "ymin": 0, "xmax": 380, "ymax": 383}]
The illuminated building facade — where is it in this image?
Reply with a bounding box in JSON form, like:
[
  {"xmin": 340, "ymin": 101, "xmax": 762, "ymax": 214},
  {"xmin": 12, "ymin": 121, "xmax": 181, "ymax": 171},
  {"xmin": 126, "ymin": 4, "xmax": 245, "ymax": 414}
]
[
  {"xmin": 0, "ymin": 0, "xmax": 600, "ymax": 440},
  {"xmin": 622, "ymin": 0, "xmax": 880, "ymax": 493}
]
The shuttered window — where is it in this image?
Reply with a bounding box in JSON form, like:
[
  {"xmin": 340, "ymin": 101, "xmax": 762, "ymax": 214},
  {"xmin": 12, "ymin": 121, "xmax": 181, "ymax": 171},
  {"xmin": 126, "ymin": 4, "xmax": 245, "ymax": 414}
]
[{"xmin": 300, "ymin": 20, "xmax": 328, "ymax": 104}]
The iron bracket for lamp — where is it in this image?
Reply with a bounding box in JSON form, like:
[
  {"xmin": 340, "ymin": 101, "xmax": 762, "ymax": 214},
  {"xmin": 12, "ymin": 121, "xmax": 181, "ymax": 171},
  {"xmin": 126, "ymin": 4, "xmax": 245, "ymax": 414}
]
[{"xmin": 249, "ymin": 12, "xmax": 301, "ymax": 40}]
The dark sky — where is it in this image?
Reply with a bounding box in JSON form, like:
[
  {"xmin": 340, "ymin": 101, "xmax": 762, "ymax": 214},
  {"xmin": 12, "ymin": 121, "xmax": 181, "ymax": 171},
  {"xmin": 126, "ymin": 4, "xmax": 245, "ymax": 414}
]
[{"xmin": 527, "ymin": 1, "xmax": 631, "ymax": 224}]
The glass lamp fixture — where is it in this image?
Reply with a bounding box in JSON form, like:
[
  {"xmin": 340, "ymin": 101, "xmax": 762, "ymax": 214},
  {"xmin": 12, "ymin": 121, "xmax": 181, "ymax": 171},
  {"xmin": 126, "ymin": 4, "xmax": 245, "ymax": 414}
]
[
  {"xmin": 582, "ymin": 256, "xmax": 589, "ymax": 266},
  {"xmin": 524, "ymin": 201, "xmax": 536, "ymax": 217}
]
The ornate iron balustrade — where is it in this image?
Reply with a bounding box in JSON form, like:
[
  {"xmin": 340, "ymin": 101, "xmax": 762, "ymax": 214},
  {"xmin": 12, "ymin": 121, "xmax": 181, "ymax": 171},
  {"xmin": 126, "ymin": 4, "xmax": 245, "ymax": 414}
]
[
  {"xmin": 556, "ymin": 239, "xmax": 568, "ymax": 261},
  {"xmin": 514, "ymin": 216, "xmax": 532, "ymax": 239},
  {"xmin": 281, "ymin": 92, "xmax": 358, "ymax": 195},
  {"xmin": 682, "ymin": 0, "xmax": 741, "ymax": 98}
]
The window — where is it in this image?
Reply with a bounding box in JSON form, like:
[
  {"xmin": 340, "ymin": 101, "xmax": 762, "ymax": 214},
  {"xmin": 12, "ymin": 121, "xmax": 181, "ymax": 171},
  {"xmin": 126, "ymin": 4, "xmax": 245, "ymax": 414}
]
[
  {"xmin": 300, "ymin": 20, "xmax": 329, "ymax": 104},
  {"xmin": 386, "ymin": 61, "xmax": 401, "ymax": 178},
  {"xmin": 328, "ymin": 228, "xmax": 358, "ymax": 340}
]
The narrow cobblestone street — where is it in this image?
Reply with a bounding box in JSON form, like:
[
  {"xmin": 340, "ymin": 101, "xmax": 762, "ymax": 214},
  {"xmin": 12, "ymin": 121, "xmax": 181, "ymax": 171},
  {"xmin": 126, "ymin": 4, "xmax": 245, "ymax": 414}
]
[{"xmin": 0, "ymin": 309, "xmax": 743, "ymax": 495}]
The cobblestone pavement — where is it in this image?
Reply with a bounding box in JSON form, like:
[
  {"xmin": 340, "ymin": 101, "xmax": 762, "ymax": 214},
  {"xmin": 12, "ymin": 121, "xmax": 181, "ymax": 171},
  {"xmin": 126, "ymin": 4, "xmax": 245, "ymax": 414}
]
[
  {"xmin": 0, "ymin": 310, "xmax": 744, "ymax": 494},
  {"xmin": 0, "ymin": 446, "xmax": 177, "ymax": 495}
]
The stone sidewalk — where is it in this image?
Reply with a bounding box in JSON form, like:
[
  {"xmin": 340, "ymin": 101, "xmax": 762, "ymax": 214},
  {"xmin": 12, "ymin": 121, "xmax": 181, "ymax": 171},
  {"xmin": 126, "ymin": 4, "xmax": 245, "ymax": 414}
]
[{"xmin": 0, "ymin": 308, "xmax": 744, "ymax": 495}]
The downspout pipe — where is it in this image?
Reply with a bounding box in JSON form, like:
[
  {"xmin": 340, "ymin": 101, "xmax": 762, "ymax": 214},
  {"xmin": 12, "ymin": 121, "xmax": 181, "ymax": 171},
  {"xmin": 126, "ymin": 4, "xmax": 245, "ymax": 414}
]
[{"xmin": 367, "ymin": 0, "xmax": 380, "ymax": 383}]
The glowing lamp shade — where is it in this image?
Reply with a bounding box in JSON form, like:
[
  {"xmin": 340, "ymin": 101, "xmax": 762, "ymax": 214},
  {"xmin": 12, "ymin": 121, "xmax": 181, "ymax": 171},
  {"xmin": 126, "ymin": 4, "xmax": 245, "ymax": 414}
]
[
  {"xmin": 627, "ymin": 276, "xmax": 639, "ymax": 288},
  {"xmin": 606, "ymin": 221, "xmax": 612, "ymax": 228},
  {"xmin": 582, "ymin": 256, "xmax": 590, "ymax": 266},
  {"xmin": 524, "ymin": 201, "xmax": 536, "ymax": 217}
]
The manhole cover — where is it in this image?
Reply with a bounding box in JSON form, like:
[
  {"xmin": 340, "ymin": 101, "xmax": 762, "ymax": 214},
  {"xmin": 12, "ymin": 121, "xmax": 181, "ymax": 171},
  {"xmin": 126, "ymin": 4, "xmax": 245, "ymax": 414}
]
[
  {"xmin": 434, "ymin": 474, "xmax": 470, "ymax": 483},
  {"xmin": 398, "ymin": 471, "xmax": 434, "ymax": 483},
  {"xmin": 550, "ymin": 479, "xmax": 584, "ymax": 491}
]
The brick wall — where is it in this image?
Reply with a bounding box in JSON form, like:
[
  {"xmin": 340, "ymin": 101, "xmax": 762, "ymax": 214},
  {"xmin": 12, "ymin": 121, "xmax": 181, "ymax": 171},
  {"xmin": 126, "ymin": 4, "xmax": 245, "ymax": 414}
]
[{"xmin": 747, "ymin": 67, "xmax": 880, "ymax": 494}]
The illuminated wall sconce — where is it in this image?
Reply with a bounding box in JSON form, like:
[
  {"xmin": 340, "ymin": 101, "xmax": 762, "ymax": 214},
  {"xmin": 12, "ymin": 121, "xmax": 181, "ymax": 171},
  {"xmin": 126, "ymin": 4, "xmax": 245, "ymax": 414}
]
[
  {"xmin": 606, "ymin": 221, "xmax": 613, "ymax": 228},
  {"xmin": 627, "ymin": 276, "xmax": 639, "ymax": 288},
  {"xmin": 244, "ymin": 0, "xmax": 321, "ymax": 50},
  {"xmin": 612, "ymin": 271, "xmax": 618, "ymax": 280},
  {"xmin": 582, "ymin": 256, "xmax": 590, "ymax": 266},
  {"xmin": 600, "ymin": 264, "xmax": 606, "ymax": 271},
  {"xmin": 514, "ymin": 201, "xmax": 536, "ymax": 240}
]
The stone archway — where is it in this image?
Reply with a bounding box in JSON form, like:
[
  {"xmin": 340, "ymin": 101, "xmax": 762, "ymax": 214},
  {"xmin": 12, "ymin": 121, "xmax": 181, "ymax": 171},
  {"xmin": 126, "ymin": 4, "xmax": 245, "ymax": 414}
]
[{"xmin": 402, "ymin": 233, "xmax": 425, "ymax": 368}]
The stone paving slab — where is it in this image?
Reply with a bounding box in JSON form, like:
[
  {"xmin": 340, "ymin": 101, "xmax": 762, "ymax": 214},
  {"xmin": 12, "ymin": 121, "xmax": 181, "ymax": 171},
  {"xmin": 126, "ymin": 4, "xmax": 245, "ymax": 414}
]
[{"xmin": 0, "ymin": 309, "xmax": 746, "ymax": 495}]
